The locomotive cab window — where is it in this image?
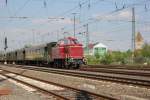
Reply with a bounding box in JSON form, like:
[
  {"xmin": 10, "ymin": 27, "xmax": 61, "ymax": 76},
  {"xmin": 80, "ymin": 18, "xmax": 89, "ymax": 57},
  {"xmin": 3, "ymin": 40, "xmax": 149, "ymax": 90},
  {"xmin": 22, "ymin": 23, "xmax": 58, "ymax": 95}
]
[
  {"xmin": 57, "ymin": 39, "xmax": 68, "ymax": 46},
  {"xmin": 70, "ymin": 39, "xmax": 79, "ymax": 44}
]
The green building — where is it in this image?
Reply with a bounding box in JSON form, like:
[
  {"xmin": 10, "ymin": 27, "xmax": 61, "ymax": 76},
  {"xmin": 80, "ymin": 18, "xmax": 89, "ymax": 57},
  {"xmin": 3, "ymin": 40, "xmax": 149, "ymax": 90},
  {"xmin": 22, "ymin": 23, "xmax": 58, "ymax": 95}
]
[
  {"xmin": 93, "ymin": 43, "xmax": 107, "ymax": 56},
  {"xmin": 84, "ymin": 43, "xmax": 107, "ymax": 56}
]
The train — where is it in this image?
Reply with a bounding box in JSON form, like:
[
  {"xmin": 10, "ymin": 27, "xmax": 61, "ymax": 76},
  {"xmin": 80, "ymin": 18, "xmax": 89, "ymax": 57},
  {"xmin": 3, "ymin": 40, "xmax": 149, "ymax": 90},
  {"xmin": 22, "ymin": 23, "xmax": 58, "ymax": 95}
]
[{"xmin": 0, "ymin": 37, "xmax": 85, "ymax": 69}]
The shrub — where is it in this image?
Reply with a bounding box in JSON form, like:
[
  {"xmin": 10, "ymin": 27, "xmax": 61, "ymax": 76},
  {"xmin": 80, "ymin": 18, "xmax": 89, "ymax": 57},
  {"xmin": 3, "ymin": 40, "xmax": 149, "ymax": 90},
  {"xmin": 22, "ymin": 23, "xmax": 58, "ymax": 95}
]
[
  {"xmin": 134, "ymin": 56, "xmax": 146, "ymax": 64},
  {"xmin": 141, "ymin": 43, "xmax": 150, "ymax": 58},
  {"xmin": 86, "ymin": 55, "xmax": 100, "ymax": 65},
  {"xmin": 100, "ymin": 54, "xmax": 113, "ymax": 65}
]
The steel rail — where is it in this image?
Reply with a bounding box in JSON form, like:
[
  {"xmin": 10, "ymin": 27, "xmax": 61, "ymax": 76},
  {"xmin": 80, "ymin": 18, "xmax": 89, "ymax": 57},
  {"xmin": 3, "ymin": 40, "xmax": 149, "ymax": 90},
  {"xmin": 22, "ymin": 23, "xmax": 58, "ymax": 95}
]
[
  {"xmin": 3, "ymin": 64, "xmax": 150, "ymax": 87},
  {"xmin": 79, "ymin": 67, "xmax": 150, "ymax": 77},
  {"xmin": 82, "ymin": 65, "xmax": 150, "ymax": 70},
  {"xmin": 0, "ymin": 68, "xmax": 117, "ymax": 100},
  {"xmin": 0, "ymin": 71, "xmax": 70, "ymax": 100}
]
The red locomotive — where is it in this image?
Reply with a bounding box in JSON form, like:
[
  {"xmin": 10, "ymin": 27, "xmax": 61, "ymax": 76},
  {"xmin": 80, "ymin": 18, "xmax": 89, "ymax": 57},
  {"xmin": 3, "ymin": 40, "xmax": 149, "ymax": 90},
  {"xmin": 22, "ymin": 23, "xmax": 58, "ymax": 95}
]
[{"xmin": 51, "ymin": 37, "xmax": 84, "ymax": 68}]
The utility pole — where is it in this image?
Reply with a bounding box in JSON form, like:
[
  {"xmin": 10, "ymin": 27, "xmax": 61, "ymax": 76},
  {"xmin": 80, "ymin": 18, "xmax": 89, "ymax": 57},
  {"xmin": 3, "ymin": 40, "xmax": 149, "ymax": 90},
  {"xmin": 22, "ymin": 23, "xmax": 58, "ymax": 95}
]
[
  {"xmin": 72, "ymin": 13, "xmax": 76, "ymax": 38},
  {"xmin": 84, "ymin": 24, "xmax": 89, "ymax": 55},
  {"xmin": 61, "ymin": 28, "xmax": 65, "ymax": 38},
  {"xmin": 132, "ymin": 7, "xmax": 136, "ymax": 55},
  {"xmin": 32, "ymin": 29, "xmax": 35, "ymax": 45},
  {"xmin": 57, "ymin": 30, "xmax": 59, "ymax": 41}
]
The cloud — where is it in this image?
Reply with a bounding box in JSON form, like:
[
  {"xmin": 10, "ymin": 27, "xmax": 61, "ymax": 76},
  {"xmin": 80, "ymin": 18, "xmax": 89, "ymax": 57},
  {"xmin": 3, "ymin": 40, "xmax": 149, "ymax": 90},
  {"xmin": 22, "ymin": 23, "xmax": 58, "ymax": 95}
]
[
  {"xmin": 31, "ymin": 18, "xmax": 49, "ymax": 24},
  {"xmin": 0, "ymin": 28, "xmax": 30, "ymax": 35},
  {"xmin": 31, "ymin": 17, "xmax": 80, "ymax": 25},
  {"xmin": 139, "ymin": 24, "xmax": 150, "ymax": 32},
  {"xmin": 93, "ymin": 9, "xmax": 132, "ymax": 21},
  {"xmin": 117, "ymin": 10, "xmax": 132, "ymax": 20},
  {"xmin": 58, "ymin": 18, "xmax": 73, "ymax": 24},
  {"xmin": 0, "ymin": 0, "xmax": 6, "ymax": 7}
]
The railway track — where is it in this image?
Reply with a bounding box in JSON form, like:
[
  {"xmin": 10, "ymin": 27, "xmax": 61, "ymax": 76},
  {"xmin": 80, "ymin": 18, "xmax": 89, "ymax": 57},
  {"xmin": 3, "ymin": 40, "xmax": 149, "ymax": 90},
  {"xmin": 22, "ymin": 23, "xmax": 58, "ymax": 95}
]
[
  {"xmin": 1, "ymin": 66, "xmax": 118, "ymax": 100},
  {"xmin": 3, "ymin": 64, "xmax": 150, "ymax": 88},
  {"xmin": 80, "ymin": 67, "xmax": 150, "ymax": 77},
  {"xmin": 0, "ymin": 69, "xmax": 112, "ymax": 100},
  {"xmin": 82, "ymin": 65, "xmax": 150, "ymax": 70}
]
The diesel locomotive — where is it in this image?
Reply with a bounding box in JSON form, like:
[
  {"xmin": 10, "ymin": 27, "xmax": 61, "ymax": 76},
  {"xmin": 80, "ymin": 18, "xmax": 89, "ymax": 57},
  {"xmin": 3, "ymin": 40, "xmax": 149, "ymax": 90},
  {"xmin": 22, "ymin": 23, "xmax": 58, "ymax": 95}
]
[{"xmin": 0, "ymin": 37, "xmax": 84, "ymax": 69}]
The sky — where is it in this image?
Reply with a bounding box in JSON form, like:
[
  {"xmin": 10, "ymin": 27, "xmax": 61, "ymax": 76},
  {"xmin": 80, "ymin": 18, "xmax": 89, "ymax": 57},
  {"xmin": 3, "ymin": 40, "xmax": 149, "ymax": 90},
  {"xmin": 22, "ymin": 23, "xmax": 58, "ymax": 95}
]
[{"xmin": 0, "ymin": 0, "xmax": 150, "ymax": 51}]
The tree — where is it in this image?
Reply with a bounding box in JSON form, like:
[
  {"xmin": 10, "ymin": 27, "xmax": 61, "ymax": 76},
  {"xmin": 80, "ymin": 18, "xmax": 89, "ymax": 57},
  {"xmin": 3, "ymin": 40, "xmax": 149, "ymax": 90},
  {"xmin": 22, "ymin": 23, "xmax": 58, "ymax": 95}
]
[
  {"xmin": 24, "ymin": 44, "xmax": 32, "ymax": 48},
  {"xmin": 141, "ymin": 43, "xmax": 150, "ymax": 58}
]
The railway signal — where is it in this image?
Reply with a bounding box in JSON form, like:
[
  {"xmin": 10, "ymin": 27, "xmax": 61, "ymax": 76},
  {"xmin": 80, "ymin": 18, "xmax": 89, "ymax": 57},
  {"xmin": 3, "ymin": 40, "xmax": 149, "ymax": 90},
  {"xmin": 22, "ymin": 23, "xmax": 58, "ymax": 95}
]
[
  {"xmin": 4, "ymin": 36, "xmax": 8, "ymax": 64},
  {"xmin": 4, "ymin": 37, "xmax": 8, "ymax": 51}
]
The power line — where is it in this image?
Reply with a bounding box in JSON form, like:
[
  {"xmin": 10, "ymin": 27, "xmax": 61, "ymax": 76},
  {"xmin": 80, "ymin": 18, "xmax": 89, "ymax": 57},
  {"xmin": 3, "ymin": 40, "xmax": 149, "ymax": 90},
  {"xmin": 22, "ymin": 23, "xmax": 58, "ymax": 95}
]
[
  {"xmin": 26, "ymin": 0, "xmax": 150, "ymax": 40},
  {"xmin": 2, "ymin": 0, "xmax": 31, "ymax": 26},
  {"xmin": 19, "ymin": 0, "xmax": 101, "ymax": 41},
  {"xmin": 63, "ymin": 0, "xmax": 150, "ymax": 34},
  {"xmin": 2, "ymin": 0, "xmax": 150, "ymax": 50},
  {"xmin": 14, "ymin": 0, "xmax": 31, "ymax": 16}
]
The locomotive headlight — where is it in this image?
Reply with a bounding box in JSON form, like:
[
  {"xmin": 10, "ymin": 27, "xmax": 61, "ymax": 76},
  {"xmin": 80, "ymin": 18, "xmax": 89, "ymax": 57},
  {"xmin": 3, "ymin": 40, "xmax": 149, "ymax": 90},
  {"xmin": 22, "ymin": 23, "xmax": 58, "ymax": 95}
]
[
  {"xmin": 71, "ymin": 58, "xmax": 74, "ymax": 62},
  {"xmin": 68, "ymin": 58, "xmax": 73, "ymax": 63}
]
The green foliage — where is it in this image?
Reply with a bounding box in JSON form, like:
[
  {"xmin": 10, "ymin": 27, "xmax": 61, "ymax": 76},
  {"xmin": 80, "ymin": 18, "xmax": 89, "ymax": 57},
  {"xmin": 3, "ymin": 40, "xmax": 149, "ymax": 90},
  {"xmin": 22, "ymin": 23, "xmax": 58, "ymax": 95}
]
[
  {"xmin": 99, "ymin": 51, "xmax": 132, "ymax": 65},
  {"xmin": 133, "ymin": 43, "xmax": 150, "ymax": 64},
  {"xmin": 147, "ymin": 58, "xmax": 150, "ymax": 65},
  {"xmin": 111, "ymin": 51, "xmax": 130, "ymax": 64},
  {"xmin": 141, "ymin": 43, "xmax": 150, "ymax": 58},
  {"xmin": 86, "ymin": 55, "xmax": 100, "ymax": 65},
  {"xmin": 100, "ymin": 54, "xmax": 113, "ymax": 64},
  {"xmin": 86, "ymin": 50, "xmax": 133, "ymax": 65},
  {"xmin": 112, "ymin": 51, "xmax": 124, "ymax": 62},
  {"xmin": 134, "ymin": 56, "xmax": 146, "ymax": 64},
  {"xmin": 24, "ymin": 44, "xmax": 32, "ymax": 48},
  {"xmin": 95, "ymin": 52, "xmax": 100, "ymax": 59}
]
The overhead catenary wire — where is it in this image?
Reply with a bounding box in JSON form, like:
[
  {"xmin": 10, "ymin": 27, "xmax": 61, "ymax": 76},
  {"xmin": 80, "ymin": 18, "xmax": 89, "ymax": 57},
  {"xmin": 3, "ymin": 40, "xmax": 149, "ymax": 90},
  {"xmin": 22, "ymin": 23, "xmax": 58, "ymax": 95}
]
[
  {"xmin": 4, "ymin": 0, "xmax": 101, "ymax": 46},
  {"xmin": 19, "ymin": 0, "xmax": 150, "ymax": 46},
  {"xmin": 1, "ymin": 0, "xmax": 150, "ymax": 51},
  {"xmin": 61, "ymin": 0, "xmax": 150, "ymax": 35}
]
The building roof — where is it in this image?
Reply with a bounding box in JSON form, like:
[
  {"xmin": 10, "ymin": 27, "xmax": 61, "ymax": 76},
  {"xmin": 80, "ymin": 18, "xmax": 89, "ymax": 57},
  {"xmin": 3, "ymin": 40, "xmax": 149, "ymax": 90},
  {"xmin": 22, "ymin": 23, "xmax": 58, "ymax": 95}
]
[
  {"xmin": 84, "ymin": 43, "xmax": 97, "ymax": 50},
  {"xmin": 84, "ymin": 42, "xmax": 107, "ymax": 50},
  {"xmin": 88, "ymin": 43, "xmax": 95, "ymax": 49},
  {"xmin": 136, "ymin": 32, "xmax": 143, "ymax": 42},
  {"xmin": 94, "ymin": 43, "xmax": 107, "ymax": 48}
]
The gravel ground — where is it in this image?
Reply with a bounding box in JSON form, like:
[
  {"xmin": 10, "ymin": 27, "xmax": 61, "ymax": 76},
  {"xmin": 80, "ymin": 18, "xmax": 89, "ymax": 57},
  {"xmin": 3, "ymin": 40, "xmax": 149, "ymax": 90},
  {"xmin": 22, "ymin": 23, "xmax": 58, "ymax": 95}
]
[
  {"xmin": 1, "ymin": 65, "xmax": 150, "ymax": 100},
  {"xmin": 24, "ymin": 68, "xmax": 150, "ymax": 99},
  {"xmin": 0, "ymin": 76, "xmax": 55, "ymax": 100}
]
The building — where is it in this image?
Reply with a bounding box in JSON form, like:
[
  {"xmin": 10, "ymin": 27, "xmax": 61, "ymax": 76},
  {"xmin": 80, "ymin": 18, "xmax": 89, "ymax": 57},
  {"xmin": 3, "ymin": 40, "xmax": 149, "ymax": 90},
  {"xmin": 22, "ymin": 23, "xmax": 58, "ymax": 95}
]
[
  {"xmin": 135, "ymin": 32, "xmax": 144, "ymax": 50},
  {"xmin": 93, "ymin": 43, "xmax": 107, "ymax": 56},
  {"xmin": 84, "ymin": 42, "xmax": 107, "ymax": 56}
]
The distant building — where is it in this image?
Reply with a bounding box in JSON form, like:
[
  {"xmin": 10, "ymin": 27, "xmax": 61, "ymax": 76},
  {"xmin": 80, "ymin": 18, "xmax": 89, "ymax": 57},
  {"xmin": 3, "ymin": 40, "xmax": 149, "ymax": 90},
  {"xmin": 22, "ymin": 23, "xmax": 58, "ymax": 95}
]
[
  {"xmin": 93, "ymin": 43, "xmax": 107, "ymax": 56},
  {"xmin": 135, "ymin": 32, "xmax": 144, "ymax": 50},
  {"xmin": 84, "ymin": 42, "xmax": 108, "ymax": 56}
]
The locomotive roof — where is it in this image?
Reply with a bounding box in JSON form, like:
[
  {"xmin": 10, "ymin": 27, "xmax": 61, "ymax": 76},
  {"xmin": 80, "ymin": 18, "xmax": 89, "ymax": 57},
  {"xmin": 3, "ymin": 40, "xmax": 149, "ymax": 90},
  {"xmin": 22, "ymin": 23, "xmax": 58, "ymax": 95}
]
[
  {"xmin": 65, "ymin": 37, "xmax": 77, "ymax": 40},
  {"xmin": 24, "ymin": 44, "xmax": 47, "ymax": 50}
]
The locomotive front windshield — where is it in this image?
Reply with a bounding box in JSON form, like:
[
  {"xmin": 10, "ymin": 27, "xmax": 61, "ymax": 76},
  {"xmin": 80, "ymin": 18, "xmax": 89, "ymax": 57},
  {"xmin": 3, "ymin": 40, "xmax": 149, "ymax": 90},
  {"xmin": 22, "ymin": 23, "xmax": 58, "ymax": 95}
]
[{"xmin": 57, "ymin": 39, "xmax": 68, "ymax": 45}]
